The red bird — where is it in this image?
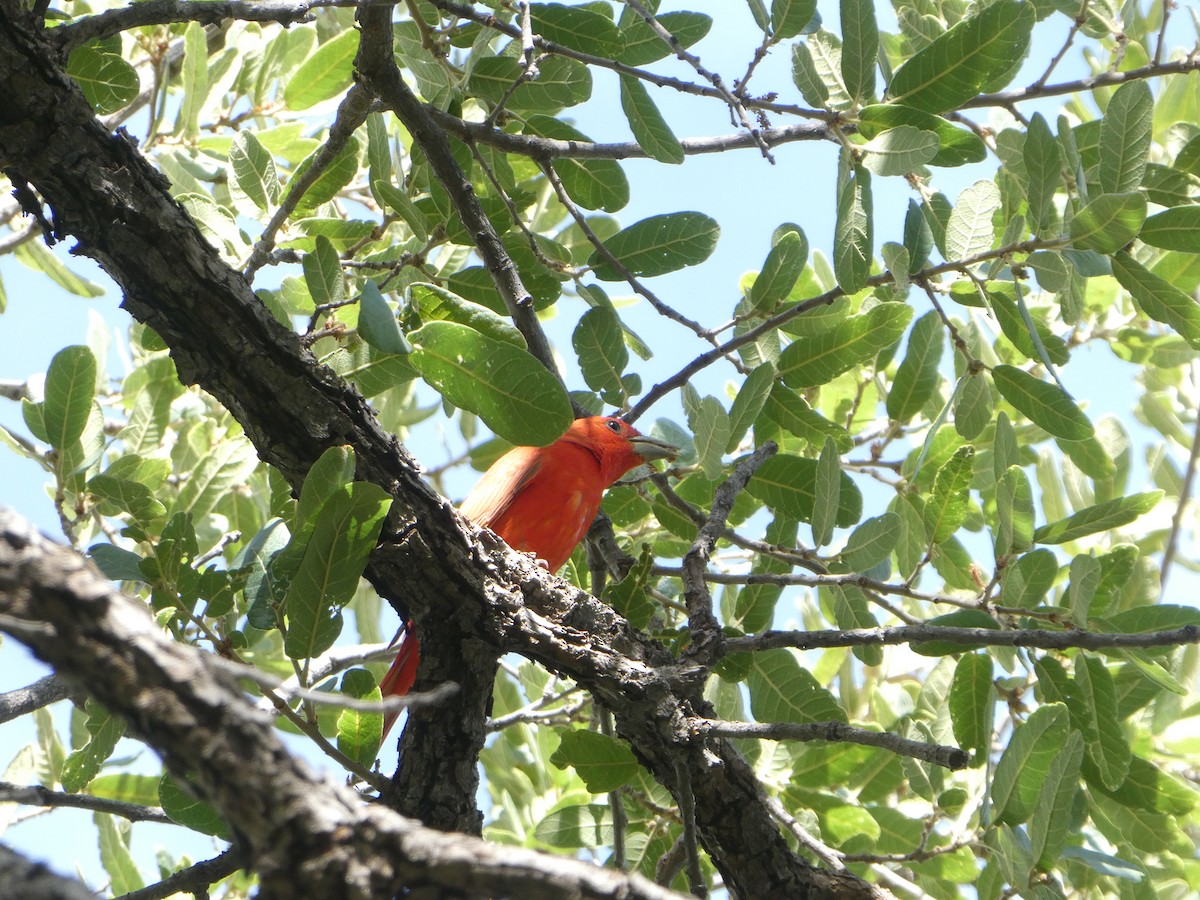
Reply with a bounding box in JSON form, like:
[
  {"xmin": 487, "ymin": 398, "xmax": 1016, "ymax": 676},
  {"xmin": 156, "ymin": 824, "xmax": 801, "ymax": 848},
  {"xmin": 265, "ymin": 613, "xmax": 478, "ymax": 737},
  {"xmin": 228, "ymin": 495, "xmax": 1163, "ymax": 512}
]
[{"xmin": 379, "ymin": 416, "xmax": 677, "ymax": 736}]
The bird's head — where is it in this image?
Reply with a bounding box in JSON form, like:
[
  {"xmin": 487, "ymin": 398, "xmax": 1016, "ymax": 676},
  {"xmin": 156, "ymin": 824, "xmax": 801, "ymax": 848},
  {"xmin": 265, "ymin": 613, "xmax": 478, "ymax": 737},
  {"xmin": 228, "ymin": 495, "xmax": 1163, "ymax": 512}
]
[{"xmin": 563, "ymin": 416, "xmax": 678, "ymax": 485}]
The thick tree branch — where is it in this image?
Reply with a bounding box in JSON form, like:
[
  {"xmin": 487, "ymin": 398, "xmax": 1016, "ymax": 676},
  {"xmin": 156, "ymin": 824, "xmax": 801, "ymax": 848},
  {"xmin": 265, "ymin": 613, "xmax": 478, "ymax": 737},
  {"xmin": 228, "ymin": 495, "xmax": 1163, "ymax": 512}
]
[
  {"xmin": 0, "ymin": 507, "xmax": 689, "ymax": 900},
  {"xmin": 0, "ymin": 845, "xmax": 95, "ymax": 900},
  {"xmin": 52, "ymin": 0, "xmax": 323, "ymax": 54}
]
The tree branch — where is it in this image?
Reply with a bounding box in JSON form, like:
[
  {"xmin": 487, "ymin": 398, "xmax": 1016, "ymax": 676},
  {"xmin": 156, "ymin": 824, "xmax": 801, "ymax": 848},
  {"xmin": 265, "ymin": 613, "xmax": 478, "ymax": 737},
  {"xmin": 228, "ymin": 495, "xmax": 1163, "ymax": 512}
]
[
  {"xmin": 690, "ymin": 720, "xmax": 969, "ymax": 770},
  {"xmin": 114, "ymin": 849, "xmax": 246, "ymax": 900},
  {"xmin": 0, "ymin": 781, "xmax": 172, "ymax": 824},
  {"xmin": 0, "ymin": 845, "xmax": 96, "ymax": 900},
  {"xmin": 728, "ymin": 624, "xmax": 1200, "ymax": 654},
  {"xmin": 0, "ymin": 506, "xmax": 690, "ymax": 900},
  {"xmin": 0, "ymin": 673, "xmax": 70, "ymax": 724}
]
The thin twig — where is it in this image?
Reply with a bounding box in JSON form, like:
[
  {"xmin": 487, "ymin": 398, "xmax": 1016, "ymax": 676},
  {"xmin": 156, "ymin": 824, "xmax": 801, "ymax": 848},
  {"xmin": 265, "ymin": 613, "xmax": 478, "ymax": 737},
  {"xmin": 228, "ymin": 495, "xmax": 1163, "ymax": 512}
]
[
  {"xmin": 114, "ymin": 849, "xmax": 246, "ymax": 900},
  {"xmin": 622, "ymin": 0, "xmax": 774, "ymax": 163},
  {"xmin": 681, "ymin": 442, "xmax": 777, "ymax": 667},
  {"xmin": 0, "ymin": 780, "xmax": 173, "ymax": 824}
]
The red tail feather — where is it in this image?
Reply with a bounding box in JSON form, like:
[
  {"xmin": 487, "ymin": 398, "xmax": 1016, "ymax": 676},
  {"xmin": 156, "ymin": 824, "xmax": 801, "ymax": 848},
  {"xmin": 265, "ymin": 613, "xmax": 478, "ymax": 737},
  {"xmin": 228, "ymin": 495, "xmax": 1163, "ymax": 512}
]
[{"xmin": 380, "ymin": 622, "xmax": 419, "ymax": 739}]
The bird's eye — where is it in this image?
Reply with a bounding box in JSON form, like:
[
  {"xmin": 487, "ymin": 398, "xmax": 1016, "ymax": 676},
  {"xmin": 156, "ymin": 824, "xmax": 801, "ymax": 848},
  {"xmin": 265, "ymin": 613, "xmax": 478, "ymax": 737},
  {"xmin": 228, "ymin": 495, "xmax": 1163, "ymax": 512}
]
[{"xmin": 606, "ymin": 419, "xmax": 622, "ymax": 433}]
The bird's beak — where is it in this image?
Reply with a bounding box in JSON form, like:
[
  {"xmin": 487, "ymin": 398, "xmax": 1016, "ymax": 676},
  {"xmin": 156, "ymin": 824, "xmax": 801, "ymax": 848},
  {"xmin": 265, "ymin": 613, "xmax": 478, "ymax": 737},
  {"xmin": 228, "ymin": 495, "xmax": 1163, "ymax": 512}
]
[{"xmin": 629, "ymin": 434, "xmax": 679, "ymax": 463}]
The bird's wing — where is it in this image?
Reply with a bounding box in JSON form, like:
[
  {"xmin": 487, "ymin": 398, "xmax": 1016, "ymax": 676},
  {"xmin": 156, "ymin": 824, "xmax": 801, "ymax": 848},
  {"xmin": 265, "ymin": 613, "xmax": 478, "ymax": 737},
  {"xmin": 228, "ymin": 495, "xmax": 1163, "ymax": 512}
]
[{"xmin": 458, "ymin": 446, "xmax": 544, "ymax": 528}]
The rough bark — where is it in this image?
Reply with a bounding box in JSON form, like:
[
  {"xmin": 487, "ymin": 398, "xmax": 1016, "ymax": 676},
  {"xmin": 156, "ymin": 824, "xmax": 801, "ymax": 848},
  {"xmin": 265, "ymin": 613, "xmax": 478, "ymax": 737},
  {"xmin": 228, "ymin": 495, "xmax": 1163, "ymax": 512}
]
[{"xmin": 0, "ymin": 5, "xmax": 875, "ymax": 896}]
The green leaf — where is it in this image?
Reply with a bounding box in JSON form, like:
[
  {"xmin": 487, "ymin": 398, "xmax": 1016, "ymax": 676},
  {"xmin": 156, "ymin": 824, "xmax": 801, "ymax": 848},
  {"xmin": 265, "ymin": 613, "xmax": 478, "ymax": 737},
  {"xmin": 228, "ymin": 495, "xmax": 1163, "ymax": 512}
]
[
  {"xmin": 726, "ymin": 362, "xmax": 775, "ymax": 452},
  {"xmin": 533, "ymin": 803, "xmax": 611, "ymax": 848},
  {"xmin": 1112, "ymin": 251, "xmax": 1200, "ymax": 349},
  {"xmin": 14, "ymin": 241, "xmax": 105, "ymax": 298},
  {"xmin": 791, "ymin": 40, "xmax": 828, "ymax": 107},
  {"xmin": 912, "ymin": 609, "xmax": 1001, "ymax": 656},
  {"xmin": 89, "ymin": 544, "xmax": 148, "ymax": 582},
  {"xmin": 949, "ymin": 653, "xmax": 993, "ymax": 761},
  {"xmin": 1140, "ymin": 206, "xmax": 1200, "ymax": 252},
  {"xmin": 289, "ymin": 137, "xmax": 361, "ymax": 213},
  {"xmin": 750, "ymin": 229, "xmax": 808, "ymax": 312},
  {"xmin": 994, "ymin": 465, "xmax": 1034, "ymax": 557},
  {"xmin": 987, "ymin": 287, "xmax": 1069, "ymax": 366},
  {"xmin": 1028, "ymin": 730, "xmax": 1083, "ymax": 868},
  {"xmin": 67, "ymin": 46, "xmax": 139, "ymax": 115},
  {"xmin": 1068, "ymin": 192, "xmax": 1146, "ymax": 253},
  {"xmin": 747, "ymin": 453, "xmax": 862, "ymax": 527},
  {"xmin": 1066, "ymin": 553, "xmax": 1101, "ymax": 627},
  {"xmin": 829, "ymin": 584, "xmax": 883, "ymax": 666},
  {"xmin": 573, "ymin": 306, "xmax": 629, "ymax": 397},
  {"xmin": 859, "ymin": 106, "xmax": 986, "ymax": 169},
  {"xmin": 619, "ymin": 75, "xmax": 684, "ymax": 165},
  {"xmin": 302, "ymin": 234, "xmax": 345, "ymax": 309},
  {"xmin": 589, "ymin": 212, "xmax": 719, "ymax": 280},
  {"xmin": 336, "ymin": 668, "xmax": 383, "ymax": 766},
  {"xmin": 229, "ymin": 131, "xmax": 280, "ymax": 211},
  {"xmin": 683, "ymin": 387, "xmax": 730, "ymax": 481},
  {"xmin": 617, "ymin": 11, "xmax": 711, "ymax": 66},
  {"xmin": 87, "ymin": 475, "xmax": 167, "ymax": 523},
  {"xmin": 1106, "ymin": 603, "xmax": 1200, "ymax": 634},
  {"xmin": 159, "ymin": 775, "xmax": 229, "ymax": 838},
  {"xmin": 778, "ymin": 302, "xmax": 913, "ymax": 388},
  {"xmin": 945, "ymin": 180, "xmax": 1000, "ymax": 260},
  {"xmin": 861, "ymin": 126, "xmax": 939, "ymax": 176},
  {"xmin": 358, "ymin": 280, "xmax": 410, "ymax": 355},
  {"xmin": 550, "ymin": 730, "xmax": 639, "ymax": 793},
  {"xmin": 43, "ymin": 346, "xmax": 98, "ymax": 451},
  {"xmin": 530, "ymin": 2, "xmax": 623, "ymax": 56},
  {"xmin": 992, "ymin": 364, "xmax": 1093, "ymax": 441},
  {"xmin": 992, "ymin": 703, "xmax": 1069, "ymax": 825},
  {"xmin": 284, "ymin": 29, "xmax": 359, "ymax": 110},
  {"xmin": 834, "ymin": 157, "xmax": 872, "ymax": 293},
  {"xmin": 811, "ymin": 436, "xmax": 841, "ymax": 547},
  {"xmin": 1074, "ymin": 655, "xmax": 1131, "ymax": 790},
  {"xmin": 372, "ymin": 180, "xmax": 430, "ymax": 243},
  {"xmin": 1033, "ymin": 491, "xmax": 1163, "ymax": 545},
  {"xmin": 923, "ymin": 445, "xmax": 974, "ymax": 544},
  {"xmin": 761, "ymin": 384, "xmax": 854, "ymax": 451},
  {"xmin": 178, "ymin": 22, "xmax": 209, "ymax": 140},
  {"xmin": 1002, "ymin": 548, "xmax": 1058, "ymax": 609},
  {"xmin": 283, "ymin": 483, "xmax": 392, "ymax": 661},
  {"xmin": 1098, "ymin": 81, "xmax": 1153, "ymax": 195},
  {"xmin": 954, "ymin": 370, "xmax": 993, "ymax": 440},
  {"xmin": 527, "ymin": 116, "xmax": 629, "ymax": 212},
  {"xmin": 296, "ymin": 445, "xmax": 357, "ymax": 531},
  {"xmin": 771, "ymin": 0, "xmax": 817, "ymax": 39},
  {"xmin": 839, "ymin": 0, "xmax": 877, "ymax": 103},
  {"xmin": 409, "ymin": 322, "xmax": 573, "ymax": 446},
  {"xmin": 841, "ymin": 511, "xmax": 900, "ymax": 571},
  {"xmin": 469, "ymin": 55, "xmax": 591, "ymax": 112},
  {"xmin": 88, "ymin": 774, "xmax": 161, "ymax": 808},
  {"xmin": 410, "ymin": 282, "xmax": 526, "ymax": 348},
  {"xmin": 95, "ymin": 813, "xmax": 144, "ymax": 894},
  {"xmin": 61, "ymin": 702, "xmax": 125, "ymax": 793},
  {"xmin": 886, "ymin": 0, "xmax": 1034, "ymax": 113},
  {"xmin": 749, "ymin": 649, "xmax": 847, "ymax": 724},
  {"xmin": 1023, "ymin": 112, "xmax": 1063, "ymax": 234},
  {"xmin": 887, "ymin": 310, "xmax": 944, "ymax": 421}
]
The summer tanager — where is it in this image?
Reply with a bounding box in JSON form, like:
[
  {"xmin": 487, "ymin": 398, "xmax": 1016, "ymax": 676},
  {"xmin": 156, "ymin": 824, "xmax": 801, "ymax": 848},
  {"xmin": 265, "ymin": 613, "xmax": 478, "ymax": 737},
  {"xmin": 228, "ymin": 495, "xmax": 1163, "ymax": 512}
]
[{"xmin": 379, "ymin": 416, "xmax": 677, "ymax": 737}]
